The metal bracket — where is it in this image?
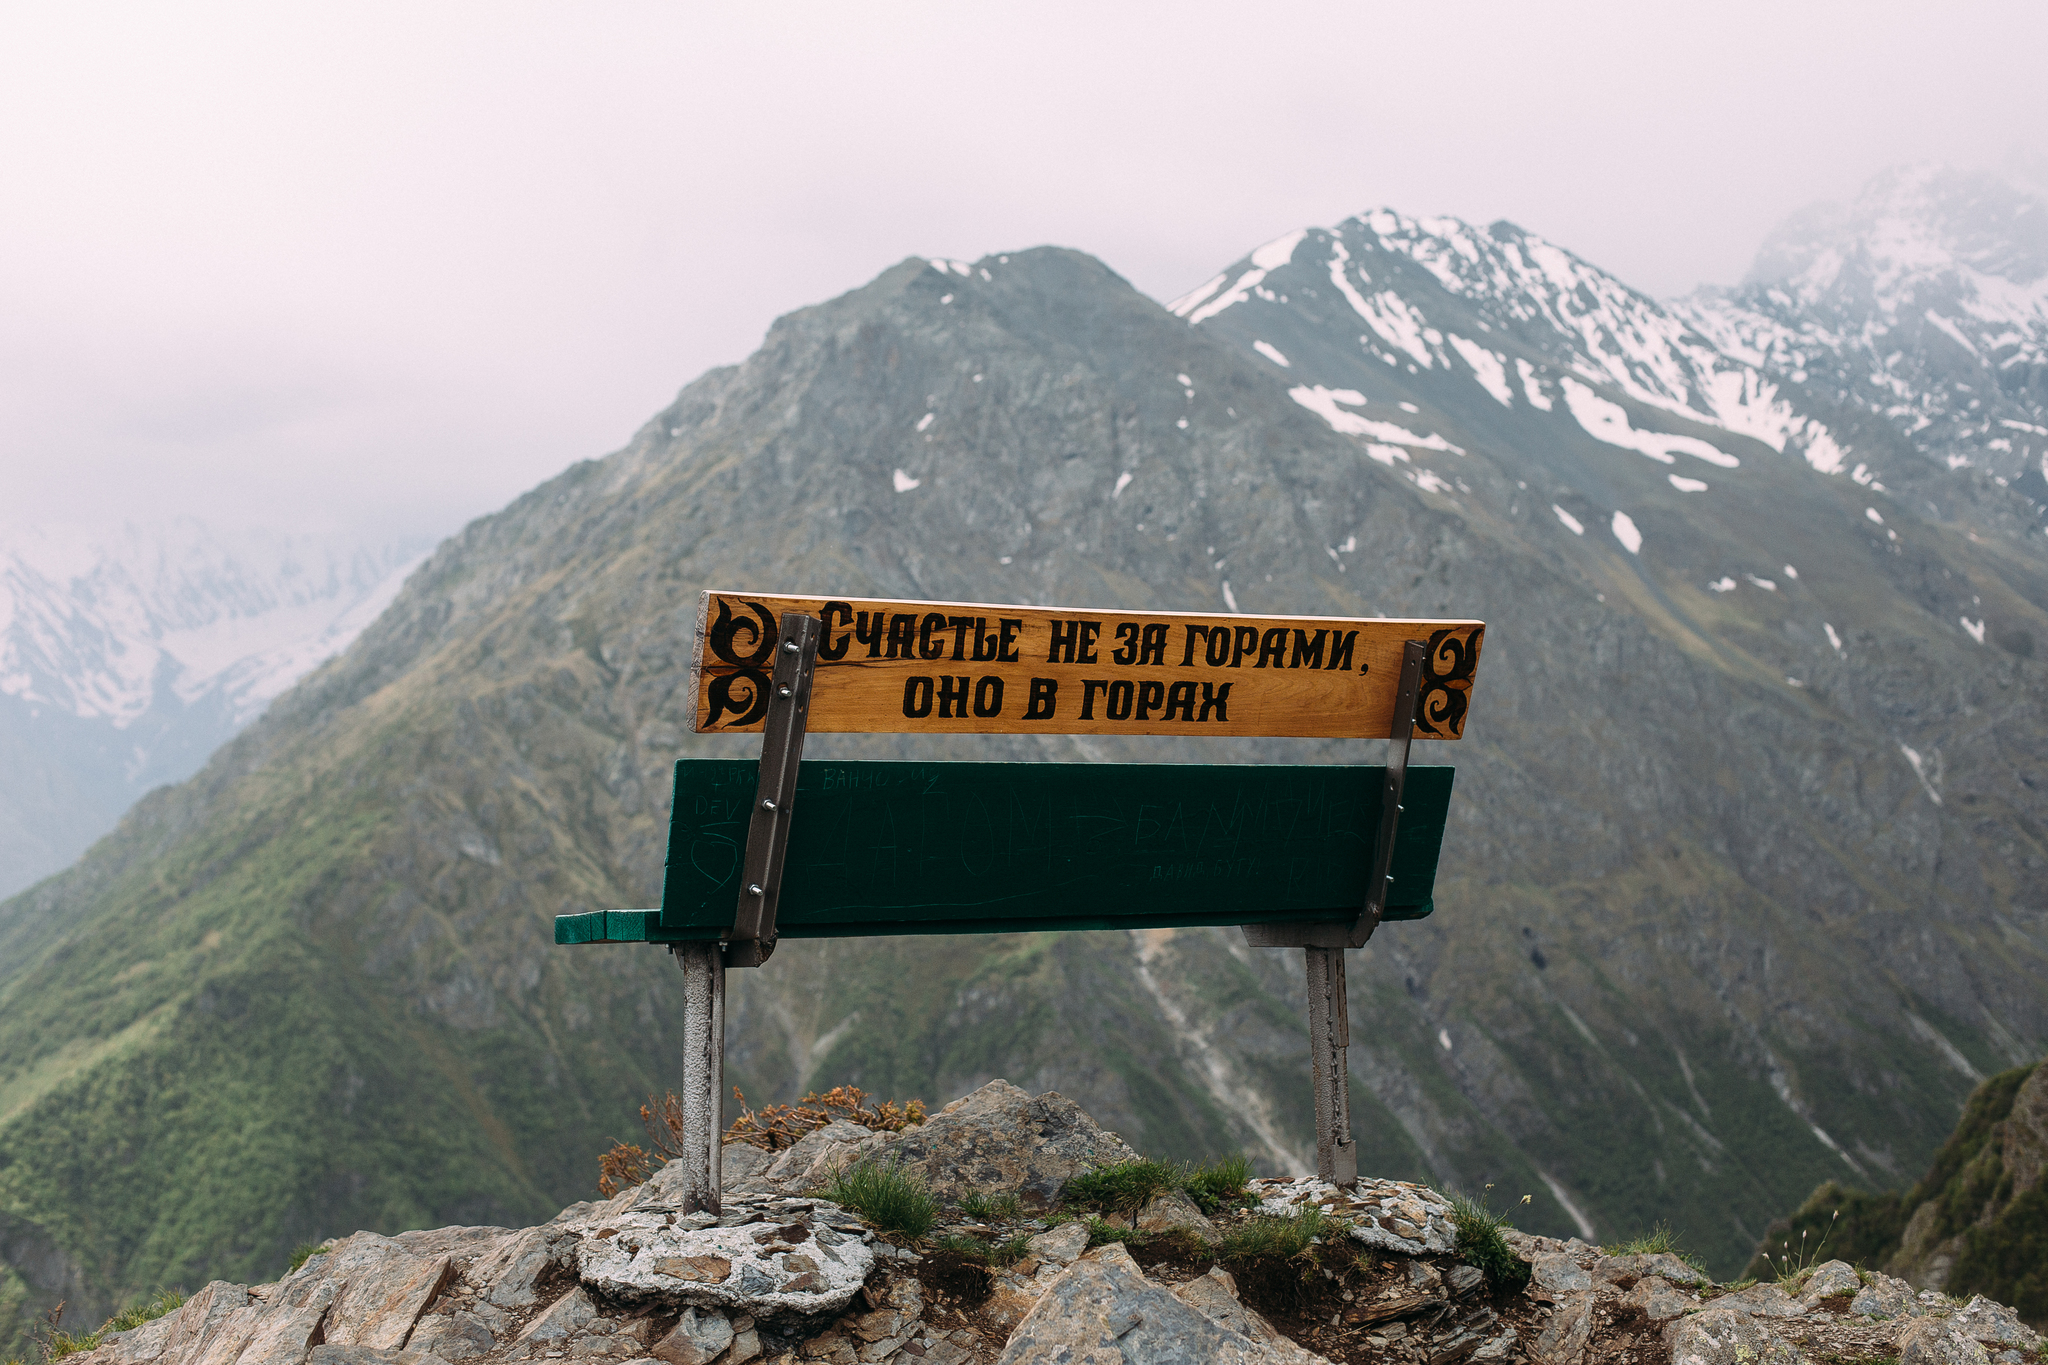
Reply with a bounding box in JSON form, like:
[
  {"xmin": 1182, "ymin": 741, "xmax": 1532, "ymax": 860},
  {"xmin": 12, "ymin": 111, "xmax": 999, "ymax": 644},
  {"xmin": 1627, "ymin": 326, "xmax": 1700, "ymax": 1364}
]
[
  {"xmin": 726, "ymin": 612, "xmax": 820, "ymax": 968},
  {"xmin": 1347, "ymin": 637, "xmax": 1429, "ymax": 946},
  {"xmin": 1237, "ymin": 637, "xmax": 1429, "ymax": 951}
]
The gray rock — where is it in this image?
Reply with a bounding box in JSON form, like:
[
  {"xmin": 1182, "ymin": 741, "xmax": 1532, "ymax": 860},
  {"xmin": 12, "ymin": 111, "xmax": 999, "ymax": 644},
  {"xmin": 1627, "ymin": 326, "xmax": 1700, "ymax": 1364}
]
[
  {"xmin": 1623, "ymin": 1277, "xmax": 1693, "ymax": 1321},
  {"xmin": 236, "ymin": 1280, "xmax": 339, "ymax": 1365},
  {"xmin": 190, "ymin": 1305, "xmax": 267, "ymax": 1365},
  {"xmin": 1594, "ymin": 1252, "xmax": 1709, "ymax": 1288},
  {"xmin": 1852, "ymin": 1273, "xmax": 1926, "ymax": 1320},
  {"xmin": 1529, "ymin": 1253, "xmax": 1594, "ymax": 1300},
  {"xmin": 1532, "ymin": 1292, "xmax": 1594, "ymax": 1365},
  {"xmin": 571, "ymin": 1203, "xmax": 873, "ymax": 1317},
  {"xmin": 865, "ymin": 1080, "xmax": 1139, "ymax": 1209},
  {"xmin": 509, "ymin": 1287, "xmax": 597, "ymax": 1357},
  {"xmin": 1665, "ymin": 1307, "xmax": 1804, "ymax": 1365},
  {"xmin": 1136, "ymin": 1188, "xmax": 1218, "ymax": 1239},
  {"xmin": 302, "ymin": 1231, "xmax": 455, "ymax": 1350},
  {"xmin": 720, "ymin": 1142, "xmax": 776, "ymax": 1186},
  {"xmin": 764, "ymin": 1120, "xmax": 877, "ymax": 1184},
  {"xmin": 473, "ymin": 1226, "xmax": 567, "ymax": 1308},
  {"xmin": 997, "ymin": 1244, "xmax": 1324, "ymax": 1363},
  {"xmin": 307, "ymin": 1349, "xmax": 452, "ymax": 1365},
  {"xmin": 1799, "ymin": 1260, "xmax": 1863, "ymax": 1304},
  {"xmin": 1714, "ymin": 1283, "xmax": 1803, "ymax": 1318},
  {"xmin": 1026, "ymin": 1221, "xmax": 1091, "ymax": 1265},
  {"xmin": 1472, "ymin": 1327, "xmax": 1519, "ymax": 1361},
  {"xmin": 392, "ymin": 1227, "xmax": 515, "ymax": 1259},
  {"xmin": 405, "ymin": 1311, "xmax": 497, "ymax": 1361},
  {"xmin": 1251, "ymin": 1177, "xmax": 1457, "ymax": 1255},
  {"xmin": 96, "ymin": 1313, "xmax": 176, "ymax": 1365},
  {"xmin": 465, "ymin": 1301, "xmax": 511, "ymax": 1334},
  {"xmin": 1901, "ymin": 1317, "xmax": 1995, "ymax": 1365},
  {"xmin": 650, "ymin": 1308, "xmax": 734, "ymax": 1365},
  {"xmin": 1953, "ymin": 1296, "xmax": 2042, "ymax": 1349},
  {"xmin": 1446, "ymin": 1265, "xmax": 1487, "ymax": 1298},
  {"xmin": 158, "ymin": 1281, "xmax": 252, "ymax": 1363},
  {"xmin": 1171, "ymin": 1267, "xmax": 1315, "ymax": 1359}
]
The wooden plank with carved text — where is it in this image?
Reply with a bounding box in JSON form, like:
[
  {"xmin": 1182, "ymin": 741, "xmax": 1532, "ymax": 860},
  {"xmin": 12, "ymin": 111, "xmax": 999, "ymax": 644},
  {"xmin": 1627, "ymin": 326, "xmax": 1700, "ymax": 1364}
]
[{"xmin": 689, "ymin": 591, "xmax": 1485, "ymax": 739}]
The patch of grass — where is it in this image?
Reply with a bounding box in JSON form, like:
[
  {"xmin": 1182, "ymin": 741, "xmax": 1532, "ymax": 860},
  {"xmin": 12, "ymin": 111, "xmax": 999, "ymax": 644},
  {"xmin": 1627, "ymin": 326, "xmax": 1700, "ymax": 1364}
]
[
  {"xmin": 1082, "ymin": 1216, "xmax": 1144, "ymax": 1247},
  {"xmin": 1608, "ymin": 1221, "xmax": 1684, "ymax": 1256},
  {"xmin": 959, "ymin": 1191, "xmax": 1024, "ymax": 1222},
  {"xmin": 821, "ymin": 1158, "xmax": 939, "ymax": 1240},
  {"xmin": 105, "ymin": 1289, "xmax": 185, "ymax": 1334},
  {"xmin": 1181, "ymin": 1154, "xmax": 1255, "ymax": 1213},
  {"xmin": 19, "ymin": 1289, "xmax": 188, "ymax": 1365},
  {"xmin": 1061, "ymin": 1159, "xmax": 1180, "ymax": 1219},
  {"xmin": 44, "ymin": 1328, "xmax": 103, "ymax": 1361},
  {"xmin": 1217, "ymin": 1207, "xmax": 1340, "ymax": 1314},
  {"xmin": 1450, "ymin": 1190, "xmax": 1530, "ymax": 1293},
  {"xmin": 1607, "ymin": 1221, "xmax": 1711, "ymax": 1279},
  {"xmin": 288, "ymin": 1244, "xmax": 328, "ymax": 1273},
  {"xmin": 1218, "ymin": 1205, "xmax": 1331, "ymax": 1262},
  {"xmin": 931, "ymin": 1232, "xmax": 1033, "ymax": 1266}
]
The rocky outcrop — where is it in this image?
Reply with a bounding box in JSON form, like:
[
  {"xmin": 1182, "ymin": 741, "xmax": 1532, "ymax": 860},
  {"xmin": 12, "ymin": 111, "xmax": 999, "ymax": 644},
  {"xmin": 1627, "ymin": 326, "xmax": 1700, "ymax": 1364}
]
[
  {"xmin": 64, "ymin": 1082, "xmax": 2048, "ymax": 1365},
  {"xmin": 720, "ymin": 1082, "xmax": 1142, "ymax": 1212},
  {"xmin": 570, "ymin": 1190, "xmax": 875, "ymax": 1317},
  {"xmin": 1892, "ymin": 1063, "xmax": 2048, "ymax": 1297}
]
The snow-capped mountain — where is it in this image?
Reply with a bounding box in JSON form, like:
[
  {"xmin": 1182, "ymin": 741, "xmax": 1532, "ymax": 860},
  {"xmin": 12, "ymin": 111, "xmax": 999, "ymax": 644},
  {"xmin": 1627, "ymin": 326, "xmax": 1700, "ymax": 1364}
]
[
  {"xmin": 1676, "ymin": 165, "xmax": 2048, "ymax": 520},
  {"xmin": 0, "ymin": 521, "xmax": 428, "ymax": 896},
  {"xmin": 1164, "ymin": 165, "xmax": 2048, "ymax": 567},
  {"xmin": 1171, "ymin": 209, "xmax": 1854, "ymax": 478}
]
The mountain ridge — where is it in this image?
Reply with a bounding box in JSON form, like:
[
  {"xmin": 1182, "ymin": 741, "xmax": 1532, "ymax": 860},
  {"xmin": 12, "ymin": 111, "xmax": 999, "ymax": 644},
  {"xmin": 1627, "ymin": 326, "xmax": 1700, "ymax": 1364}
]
[{"xmin": 0, "ymin": 179, "xmax": 2043, "ymax": 1357}]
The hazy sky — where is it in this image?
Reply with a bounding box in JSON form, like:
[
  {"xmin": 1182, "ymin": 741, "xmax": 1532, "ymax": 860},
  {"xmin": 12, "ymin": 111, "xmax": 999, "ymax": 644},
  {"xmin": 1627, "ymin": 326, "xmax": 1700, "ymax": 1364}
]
[{"xmin": 3, "ymin": 1, "xmax": 2041, "ymax": 546}]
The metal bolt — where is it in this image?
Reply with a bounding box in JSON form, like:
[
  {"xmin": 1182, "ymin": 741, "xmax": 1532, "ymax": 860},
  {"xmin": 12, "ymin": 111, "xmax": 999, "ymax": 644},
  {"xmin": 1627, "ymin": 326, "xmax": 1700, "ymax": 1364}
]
[
  {"xmin": 760, "ymin": 798, "xmax": 777, "ymax": 811},
  {"xmin": 748, "ymin": 883, "xmax": 764, "ymax": 896},
  {"xmin": 782, "ymin": 640, "xmax": 800, "ymax": 652},
  {"xmin": 778, "ymin": 685, "xmax": 793, "ymax": 697}
]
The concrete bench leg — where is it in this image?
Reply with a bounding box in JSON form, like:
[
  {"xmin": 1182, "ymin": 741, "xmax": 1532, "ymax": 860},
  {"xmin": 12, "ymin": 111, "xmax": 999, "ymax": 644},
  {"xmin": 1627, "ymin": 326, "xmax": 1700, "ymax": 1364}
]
[
  {"xmin": 1304, "ymin": 945, "xmax": 1357, "ymax": 1185},
  {"xmin": 673, "ymin": 941, "xmax": 725, "ymax": 1214}
]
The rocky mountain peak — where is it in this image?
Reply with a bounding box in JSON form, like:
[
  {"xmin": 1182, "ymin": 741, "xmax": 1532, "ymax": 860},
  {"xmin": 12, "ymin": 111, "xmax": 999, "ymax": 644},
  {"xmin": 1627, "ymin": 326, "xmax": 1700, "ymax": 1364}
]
[
  {"xmin": 1676, "ymin": 164, "xmax": 2047, "ymax": 506},
  {"xmin": 1742, "ymin": 164, "xmax": 2048, "ymax": 300}
]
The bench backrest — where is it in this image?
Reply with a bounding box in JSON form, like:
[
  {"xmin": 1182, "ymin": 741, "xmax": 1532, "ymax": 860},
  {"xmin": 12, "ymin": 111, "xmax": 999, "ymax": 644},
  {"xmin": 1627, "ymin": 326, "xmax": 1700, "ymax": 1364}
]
[{"xmin": 642, "ymin": 757, "xmax": 1453, "ymax": 939}]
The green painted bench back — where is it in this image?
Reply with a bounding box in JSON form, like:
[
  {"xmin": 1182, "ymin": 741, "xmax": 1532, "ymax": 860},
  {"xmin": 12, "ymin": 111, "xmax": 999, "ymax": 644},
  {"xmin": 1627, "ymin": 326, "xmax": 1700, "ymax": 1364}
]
[{"xmin": 556, "ymin": 759, "xmax": 1452, "ymax": 944}]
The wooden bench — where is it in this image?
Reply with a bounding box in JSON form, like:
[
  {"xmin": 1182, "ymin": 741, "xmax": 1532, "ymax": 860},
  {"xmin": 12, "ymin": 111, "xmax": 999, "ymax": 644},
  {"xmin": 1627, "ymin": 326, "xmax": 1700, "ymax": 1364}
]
[{"xmin": 557, "ymin": 592, "xmax": 1485, "ymax": 1212}]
